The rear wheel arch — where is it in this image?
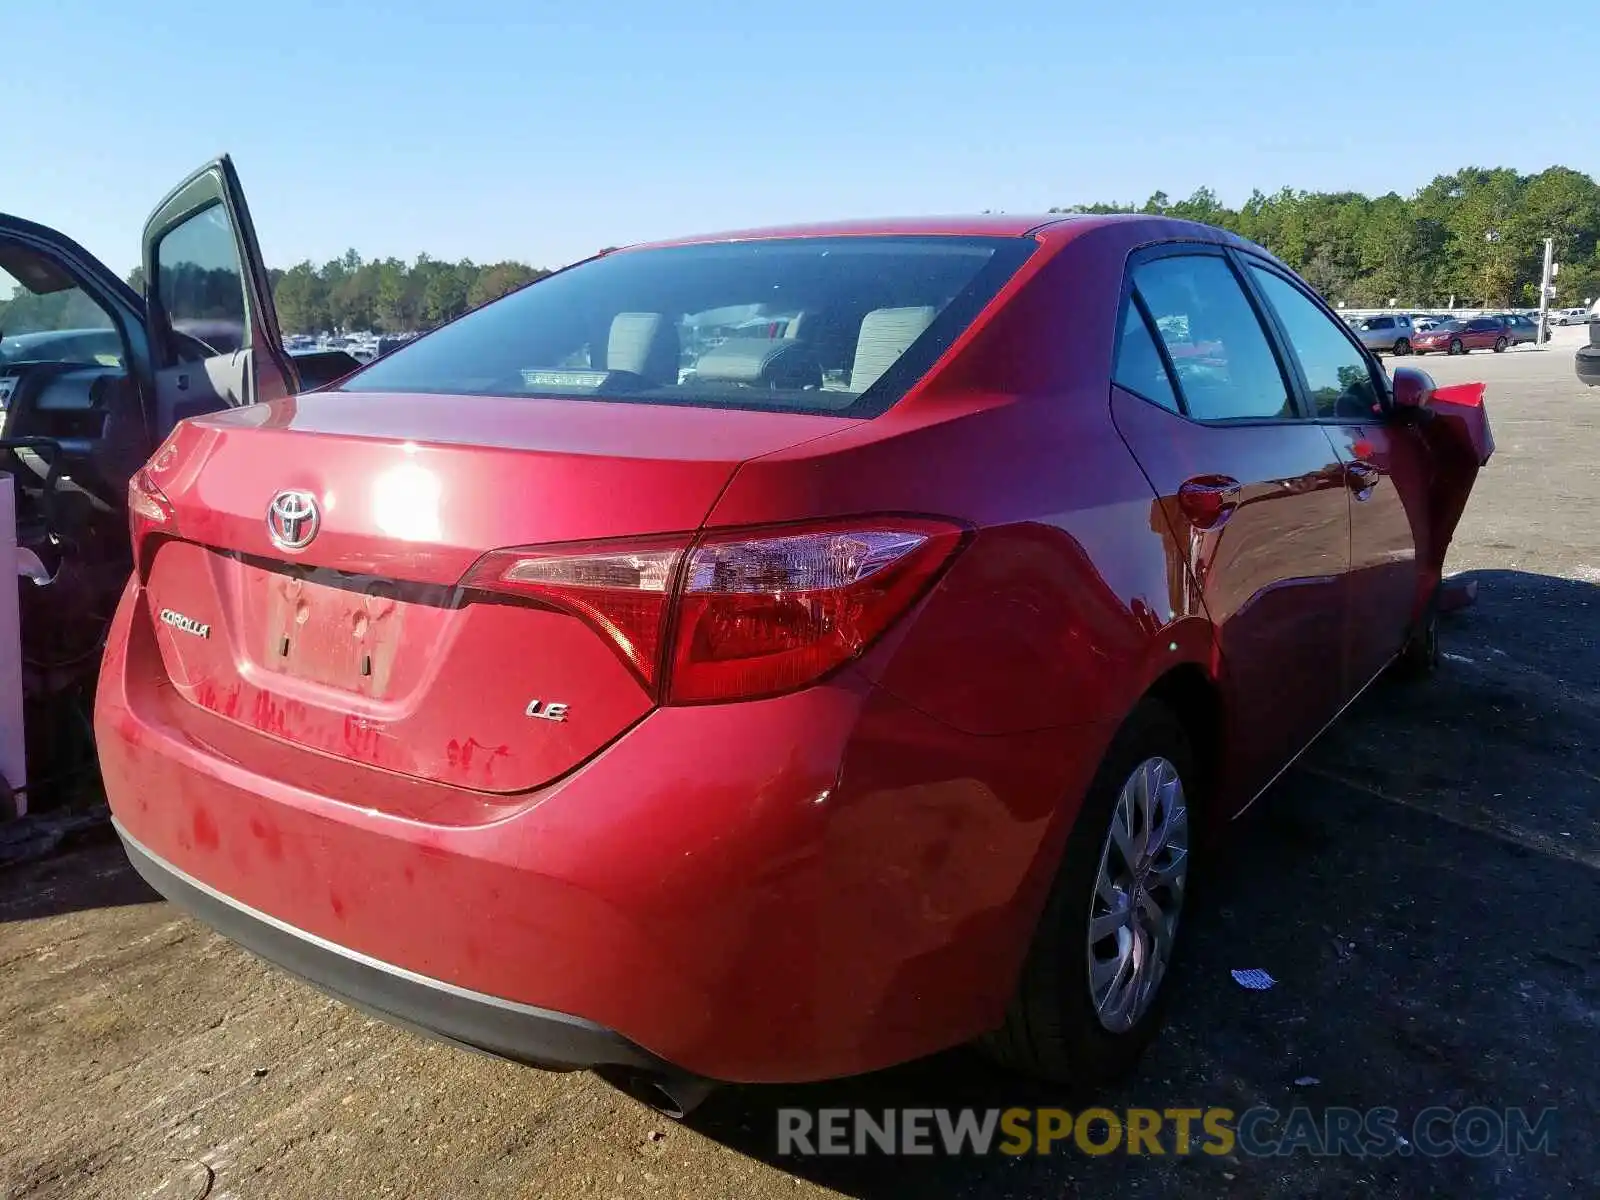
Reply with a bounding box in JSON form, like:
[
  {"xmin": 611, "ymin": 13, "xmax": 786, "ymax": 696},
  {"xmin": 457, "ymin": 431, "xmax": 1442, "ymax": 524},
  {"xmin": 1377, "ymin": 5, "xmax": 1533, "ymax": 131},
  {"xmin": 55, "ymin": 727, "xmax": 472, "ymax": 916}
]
[
  {"xmin": 1140, "ymin": 664, "xmax": 1223, "ymax": 820},
  {"xmin": 983, "ymin": 692, "xmax": 1204, "ymax": 1082}
]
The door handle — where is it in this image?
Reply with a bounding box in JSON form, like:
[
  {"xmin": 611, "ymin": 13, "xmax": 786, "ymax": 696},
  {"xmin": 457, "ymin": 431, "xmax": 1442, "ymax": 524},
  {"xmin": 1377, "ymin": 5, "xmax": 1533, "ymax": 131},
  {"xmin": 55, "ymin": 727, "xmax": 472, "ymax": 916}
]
[
  {"xmin": 1346, "ymin": 461, "xmax": 1382, "ymax": 499},
  {"xmin": 1177, "ymin": 475, "xmax": 1242, "ymax": 529}
]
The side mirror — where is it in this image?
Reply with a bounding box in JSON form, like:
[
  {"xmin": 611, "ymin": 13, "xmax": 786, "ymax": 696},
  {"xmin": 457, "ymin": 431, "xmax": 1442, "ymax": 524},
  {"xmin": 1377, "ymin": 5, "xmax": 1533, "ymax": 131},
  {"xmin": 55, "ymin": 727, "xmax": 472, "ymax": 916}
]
[{"xmin": 1390, "ymin": 365, "xmax": 1435, "ymax": 411}]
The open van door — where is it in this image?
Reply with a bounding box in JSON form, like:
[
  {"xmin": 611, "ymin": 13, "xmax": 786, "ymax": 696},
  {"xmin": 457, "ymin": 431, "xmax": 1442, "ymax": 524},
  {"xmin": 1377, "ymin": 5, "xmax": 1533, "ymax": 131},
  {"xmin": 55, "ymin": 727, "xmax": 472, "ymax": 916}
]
[{"xmin": 141, "ymin": 156, "xmax": 299, "ymax": 436}]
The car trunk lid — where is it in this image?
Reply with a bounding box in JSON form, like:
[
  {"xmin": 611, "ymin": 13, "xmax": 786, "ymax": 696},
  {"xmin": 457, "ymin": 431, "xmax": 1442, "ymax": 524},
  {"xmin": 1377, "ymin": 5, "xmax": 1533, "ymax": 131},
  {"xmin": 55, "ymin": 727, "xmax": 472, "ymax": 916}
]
[{"xmin": 139, "ymin": 391, "xmax": 852, "ymax": 794}]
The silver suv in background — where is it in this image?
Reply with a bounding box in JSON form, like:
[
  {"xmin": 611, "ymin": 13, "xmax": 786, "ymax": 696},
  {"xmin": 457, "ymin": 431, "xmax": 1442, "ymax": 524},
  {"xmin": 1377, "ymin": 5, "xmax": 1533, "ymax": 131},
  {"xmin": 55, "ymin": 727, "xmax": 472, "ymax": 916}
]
[{"xmin": 1351, "ymin": 313, "xmax": 1418, "ymax": 355}]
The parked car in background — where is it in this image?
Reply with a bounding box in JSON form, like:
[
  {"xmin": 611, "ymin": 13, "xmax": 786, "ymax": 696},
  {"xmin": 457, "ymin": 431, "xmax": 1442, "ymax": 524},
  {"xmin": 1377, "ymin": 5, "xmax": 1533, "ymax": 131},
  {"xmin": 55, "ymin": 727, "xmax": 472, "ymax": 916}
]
[
  {"xmin": 1551, "ymin": 307, "xmax": 1590, "ymax": 326},
  {"xmin": 1495, "ymin": 313, "xmax": 1540, "ymax": 347},
  {"xmin": 1413, "ymin": 315, "xmax": 1446, "ymax": 332},
  {"xmin": 1578, "ymin": 318, "xmax": 1600, "ymax": 386},
  {"xmin": 1351, "ymin": 312, "xmax": 1417, "ymax": 355},
  {"xmin": 1412, "ymin": 316, "xmax": 1509, "ymax": 355},
  {"xmin": 15, "ymin": 164, "xmax": 1490, "ymax": 1111}
]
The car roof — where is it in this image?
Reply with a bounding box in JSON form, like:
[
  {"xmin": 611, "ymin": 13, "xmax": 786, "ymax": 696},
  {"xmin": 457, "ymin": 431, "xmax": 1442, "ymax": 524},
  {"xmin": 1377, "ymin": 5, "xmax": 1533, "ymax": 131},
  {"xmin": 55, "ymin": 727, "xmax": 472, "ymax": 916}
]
[
  {"xmin": 618, "ymin": 211, "xmax": 1250, "ymax": 251},
  {"xmin": 623, "ymin": 214, "xmax": 1086, "ymax": 249},
  {"xmin": 605, "ymin": 213, "xmax": 1291, "ymax": 282}
]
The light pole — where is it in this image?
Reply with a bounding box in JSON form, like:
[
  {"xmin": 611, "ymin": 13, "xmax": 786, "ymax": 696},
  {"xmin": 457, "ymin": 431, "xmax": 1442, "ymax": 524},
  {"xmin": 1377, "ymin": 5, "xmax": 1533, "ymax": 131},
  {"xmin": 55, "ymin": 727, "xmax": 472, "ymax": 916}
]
[
  {"xmin": 1483, "ymin": 229, "xmax": 1500, "ymax": 310},
  {"xmin": 1536, "ymin": 237, "xmax": 1555, "ymax": 346}
]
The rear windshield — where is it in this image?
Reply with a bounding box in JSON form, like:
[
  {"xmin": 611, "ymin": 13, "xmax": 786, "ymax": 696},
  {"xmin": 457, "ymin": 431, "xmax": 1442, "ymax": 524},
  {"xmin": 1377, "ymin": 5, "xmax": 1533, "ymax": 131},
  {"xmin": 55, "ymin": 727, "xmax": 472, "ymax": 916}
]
[{"xmin": 338, "ymin": 236, "xmax": 1035, "ymax": 417}]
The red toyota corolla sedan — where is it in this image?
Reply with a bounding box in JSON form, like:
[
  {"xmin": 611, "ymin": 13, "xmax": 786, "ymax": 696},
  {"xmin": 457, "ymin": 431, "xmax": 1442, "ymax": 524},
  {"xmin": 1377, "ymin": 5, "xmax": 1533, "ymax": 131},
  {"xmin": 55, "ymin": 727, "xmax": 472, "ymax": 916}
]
[{"xmin": 90, "ymin": 162, "xmax": 1495, "ymax": 1115}]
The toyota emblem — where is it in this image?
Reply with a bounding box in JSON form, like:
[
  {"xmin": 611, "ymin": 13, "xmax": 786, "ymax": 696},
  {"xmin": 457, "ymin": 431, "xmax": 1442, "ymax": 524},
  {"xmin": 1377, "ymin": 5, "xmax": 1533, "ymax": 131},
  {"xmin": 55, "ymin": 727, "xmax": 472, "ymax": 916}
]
[{"xmin": 267, "ymin": 489, "xmax": 320, "ymax": 550}]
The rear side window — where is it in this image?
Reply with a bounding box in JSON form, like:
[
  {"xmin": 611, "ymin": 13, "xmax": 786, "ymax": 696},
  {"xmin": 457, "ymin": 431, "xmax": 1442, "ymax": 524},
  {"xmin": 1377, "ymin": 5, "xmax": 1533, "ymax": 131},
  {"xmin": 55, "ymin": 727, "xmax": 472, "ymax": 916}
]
[
  {"xmin": 341, "ymin": 236, "xmax": 1035, "ymax": 417},
  {"xmin": 1249, "ymin": 266, "xmax": 1381, "ymax": 419},
  {"xmin": 1131, "ymin": 255, "xmax": 1294, "ymax": 421},
  {"xmin": 1112, "ymin": 300, "xmax": 1179, "ymax": 412}
]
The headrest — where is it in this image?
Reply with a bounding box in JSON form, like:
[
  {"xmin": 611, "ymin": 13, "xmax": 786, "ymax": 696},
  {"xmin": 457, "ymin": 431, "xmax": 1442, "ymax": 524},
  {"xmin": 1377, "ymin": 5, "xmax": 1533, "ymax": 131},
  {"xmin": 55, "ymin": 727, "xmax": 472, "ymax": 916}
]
[
  {"xmin": 849, "ymin": 306, "xmax": 936, "ymax": 392},
  {"xmin": 607, "ymin": 313, "xmax": 679, "ymax": 382},
  {"xmin": 692, "ymin": 338, "xmax": 822, "ymax": 389}
]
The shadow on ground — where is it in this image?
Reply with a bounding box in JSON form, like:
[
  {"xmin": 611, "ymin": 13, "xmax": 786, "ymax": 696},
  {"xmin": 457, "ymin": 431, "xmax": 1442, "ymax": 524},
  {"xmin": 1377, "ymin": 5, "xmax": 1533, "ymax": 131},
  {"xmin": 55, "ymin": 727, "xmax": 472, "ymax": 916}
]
[
  {"xmin": 0, "ymin": 816, "xmax": 158, "ymax": 923},
  {"xmin": 683, "ymin": 569, "xmax": 1599, "ymax": 1199},
  {"xmin": 0, "ymin": 570, "xmax": 1592, "ymax": 1197}
]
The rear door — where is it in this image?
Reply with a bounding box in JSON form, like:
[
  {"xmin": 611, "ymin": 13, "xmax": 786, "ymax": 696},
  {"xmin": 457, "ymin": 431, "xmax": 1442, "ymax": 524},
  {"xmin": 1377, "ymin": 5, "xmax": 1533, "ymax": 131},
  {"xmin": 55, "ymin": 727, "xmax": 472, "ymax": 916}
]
[
  {"xmin": 140, "ymin": 156, "xmax": 300, "ymax": 436},
  {"xmin": 1240, "ymin": 258, "xmax": 1428, "ymax": 693},
  {"xmin": 1109, "ymin": 244, "xmax": 1349, "ymax": 804},
  {"xmin": 1464, "ymin": 318, "xmax": 1499, "ymax": 350}
]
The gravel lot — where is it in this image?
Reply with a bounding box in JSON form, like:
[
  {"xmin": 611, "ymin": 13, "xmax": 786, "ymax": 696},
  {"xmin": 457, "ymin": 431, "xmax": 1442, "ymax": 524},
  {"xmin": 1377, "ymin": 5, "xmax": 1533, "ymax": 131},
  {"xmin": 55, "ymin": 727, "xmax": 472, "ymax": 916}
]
[{"xmin": 2, "ymin": 327, "xmax": 1596, "ymax": 1199}]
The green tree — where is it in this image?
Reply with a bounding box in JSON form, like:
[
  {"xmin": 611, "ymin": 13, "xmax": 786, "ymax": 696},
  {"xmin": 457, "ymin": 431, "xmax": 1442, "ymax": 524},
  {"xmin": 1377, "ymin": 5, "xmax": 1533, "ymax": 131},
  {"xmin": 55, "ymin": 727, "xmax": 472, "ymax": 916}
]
[
  {"xmin": 244, "ymin": 162, "xmax": 1600, "ymax": 337},
  {"xmin": 374, "ymin": 258, "xmax": 412, "ymax": 331},
  {"xmin": 467, "ymin": 261, "xmax": 542, "ymax": 309},
  {"xmin": 273, "ymin": 262, "xmax": 330, "ymax": 334},
  {"xmin": 423, "ymin": 263, "xmax": 471, "ymax": 325},
  {"xmin": 1056, "ymin": 164, "xmax": 1600, "ymax": 308}
]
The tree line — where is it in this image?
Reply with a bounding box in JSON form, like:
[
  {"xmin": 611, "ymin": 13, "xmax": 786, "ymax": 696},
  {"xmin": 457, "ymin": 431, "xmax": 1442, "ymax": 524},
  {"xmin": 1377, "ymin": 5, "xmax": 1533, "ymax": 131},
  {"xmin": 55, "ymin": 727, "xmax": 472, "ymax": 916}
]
[
  {"xmin": 108, "ymin": 255, "xmax": 553, "ymax": 336},
  {"xmin": 12, "ymin": 163, "xmax": 1595, "ymax": 340},
  {"xmin": 0, "ymin": 286, "xmax": 111, "ymax": 335},
  {"xmin": 1054, "ymin": 165, "xmax": 1599, "ymax": 310},
  {"xmin": 258, "ymin": 164, "xmax": 1597, "ymax": 330},
  {"xmin": 264, "ymin": 253, "xmax": 552, "ymax": 334}
]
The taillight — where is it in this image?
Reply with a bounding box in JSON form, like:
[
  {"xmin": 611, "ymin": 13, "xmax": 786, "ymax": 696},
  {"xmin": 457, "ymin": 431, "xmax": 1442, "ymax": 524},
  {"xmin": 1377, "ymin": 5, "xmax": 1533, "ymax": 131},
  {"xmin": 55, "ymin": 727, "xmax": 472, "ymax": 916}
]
[
  {"xmin": 460, "ymin": 517, "xmax": 965, "ymax": 703},
  {"xmin": 128, "ymin": 468, "xmax": 175, "ymax": 572},
  {"xmin": 667, "ymin": 520, "xmax": 964, "ymax": 702},
  {"xmin": 460, "ymin": 537, "xmax": 684, "ymax": 688}
]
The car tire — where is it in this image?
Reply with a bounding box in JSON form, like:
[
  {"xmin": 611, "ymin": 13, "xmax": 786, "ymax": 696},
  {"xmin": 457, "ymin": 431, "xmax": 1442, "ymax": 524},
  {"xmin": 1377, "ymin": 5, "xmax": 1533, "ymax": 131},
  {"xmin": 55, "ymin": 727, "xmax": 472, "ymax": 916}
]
[
  {"xmin": 1493, "ymin": 336, "xmax": 1508, "ymax": 353},
  {"xmin": 1392, "ymin": 594, "xmax": 1440, "ymax": 680},
  {"xmin": 1394, "ymin": 338, "xmax": 1411, "ymax": 356},
  {"xmin": 981, "ymin": 700, "xmax": 1196, "ymax": 1086},
  {"xmin": 1449, "ymin": 338, "xmax": 1465, "ymax": 355}
]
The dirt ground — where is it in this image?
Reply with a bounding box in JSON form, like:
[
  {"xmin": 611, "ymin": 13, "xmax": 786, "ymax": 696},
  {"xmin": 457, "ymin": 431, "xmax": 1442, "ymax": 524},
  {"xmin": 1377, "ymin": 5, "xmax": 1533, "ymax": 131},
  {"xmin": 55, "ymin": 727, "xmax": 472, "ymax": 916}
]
[{"xmin": 2, "ymin": 329, "xmax": 1596, "ymax": 1199}]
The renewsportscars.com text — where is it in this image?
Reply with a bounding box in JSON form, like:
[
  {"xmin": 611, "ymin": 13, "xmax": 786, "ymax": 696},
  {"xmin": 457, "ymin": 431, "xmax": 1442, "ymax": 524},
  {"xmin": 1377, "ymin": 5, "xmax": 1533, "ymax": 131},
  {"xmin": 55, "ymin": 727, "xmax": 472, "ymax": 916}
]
[{"xmin": 776, "ymin": 1106, "xmax": 1557, "ymax": 1159}]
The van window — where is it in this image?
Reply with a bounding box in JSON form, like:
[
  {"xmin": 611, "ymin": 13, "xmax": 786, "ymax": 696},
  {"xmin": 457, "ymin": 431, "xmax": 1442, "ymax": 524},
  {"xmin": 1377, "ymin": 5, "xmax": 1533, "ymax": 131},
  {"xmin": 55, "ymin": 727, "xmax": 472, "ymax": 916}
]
[{"xmin": 155, "ymin": 202, "xmax": 249, "ymax": 355}]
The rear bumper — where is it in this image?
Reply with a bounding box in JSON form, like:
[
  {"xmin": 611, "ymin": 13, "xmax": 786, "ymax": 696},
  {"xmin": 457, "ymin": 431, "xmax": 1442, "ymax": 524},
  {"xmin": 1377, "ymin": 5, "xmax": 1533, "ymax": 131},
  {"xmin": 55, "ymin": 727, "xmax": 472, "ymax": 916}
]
[
  {"xmin": 116, "ymin": 820, "xmax": 667, "ymax": 1073},
  {"xmin": 98, "ymin": 578, "xmax": 1106, "ymax": 1083},
  {"xmin": 1577, "ymin": 345, "xmax": 1600, "ymax": 387}
]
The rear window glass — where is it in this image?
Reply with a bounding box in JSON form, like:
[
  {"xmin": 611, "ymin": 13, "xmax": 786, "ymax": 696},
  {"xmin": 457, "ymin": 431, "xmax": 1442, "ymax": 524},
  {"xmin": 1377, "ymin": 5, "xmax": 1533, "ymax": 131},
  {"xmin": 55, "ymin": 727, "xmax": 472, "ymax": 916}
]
[{"xmin": 339, "ymin": 236, "xmax": 1034, "ymax": 417}]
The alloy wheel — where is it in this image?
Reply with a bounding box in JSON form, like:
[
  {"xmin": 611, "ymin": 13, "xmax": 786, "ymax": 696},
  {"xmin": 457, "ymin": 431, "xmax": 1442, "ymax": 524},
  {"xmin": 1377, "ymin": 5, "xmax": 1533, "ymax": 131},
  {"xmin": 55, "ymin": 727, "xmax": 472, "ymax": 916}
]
[{"xmin": 1086, "ymin": 756, "xmax": 1190, "ymax": 1033}]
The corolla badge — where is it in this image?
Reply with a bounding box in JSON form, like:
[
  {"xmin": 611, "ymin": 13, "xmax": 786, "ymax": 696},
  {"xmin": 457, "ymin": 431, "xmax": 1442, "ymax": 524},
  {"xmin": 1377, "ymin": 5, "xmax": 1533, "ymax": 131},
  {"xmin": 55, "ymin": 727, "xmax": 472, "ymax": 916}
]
[
  {"xmin": 159, "ymin": 609, "xmax": 211, "ymax": 639},
  {"xmin": 267, "ymin": 489, "xmax": 320, "ymax": 550}
]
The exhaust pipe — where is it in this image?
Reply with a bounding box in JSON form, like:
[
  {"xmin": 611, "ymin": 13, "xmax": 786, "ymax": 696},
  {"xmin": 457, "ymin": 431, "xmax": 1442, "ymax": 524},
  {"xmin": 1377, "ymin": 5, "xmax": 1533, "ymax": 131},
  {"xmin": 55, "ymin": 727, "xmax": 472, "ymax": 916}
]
[{"xmin": 598, "ymin": 1067, "xmax": 718, "ymax": 1119}]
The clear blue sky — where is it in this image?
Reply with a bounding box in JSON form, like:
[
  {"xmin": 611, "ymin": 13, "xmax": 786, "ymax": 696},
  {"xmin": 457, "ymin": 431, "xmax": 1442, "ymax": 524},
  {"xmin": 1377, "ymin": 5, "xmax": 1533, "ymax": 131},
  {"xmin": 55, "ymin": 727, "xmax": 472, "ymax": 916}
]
[{"xmin": 6, "ymin": 0, "xmax": 1585, "ymax": 276}]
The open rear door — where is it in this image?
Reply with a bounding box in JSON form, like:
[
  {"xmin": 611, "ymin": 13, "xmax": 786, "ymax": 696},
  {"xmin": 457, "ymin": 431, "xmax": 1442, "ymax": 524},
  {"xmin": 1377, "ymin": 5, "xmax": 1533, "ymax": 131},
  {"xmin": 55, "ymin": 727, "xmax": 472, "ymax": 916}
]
[
  {"xmin": 141, "ymin": 156, "xmax": 299, "ymax": 437},
  {"xmin": 1417, "ymin": 380, "xmax": 1493, "ymax": 579}
]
